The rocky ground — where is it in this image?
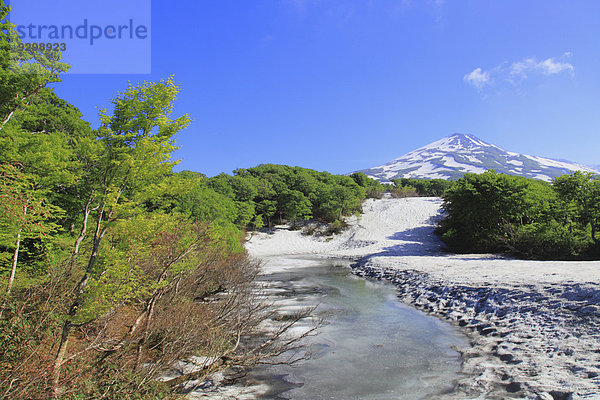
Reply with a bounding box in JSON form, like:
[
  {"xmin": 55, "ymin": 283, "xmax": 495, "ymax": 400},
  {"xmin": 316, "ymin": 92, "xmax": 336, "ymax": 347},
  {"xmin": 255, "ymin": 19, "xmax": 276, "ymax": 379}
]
[{"xmin": 352, "ymin": 262, "xmax": 600, "ymax": 399}]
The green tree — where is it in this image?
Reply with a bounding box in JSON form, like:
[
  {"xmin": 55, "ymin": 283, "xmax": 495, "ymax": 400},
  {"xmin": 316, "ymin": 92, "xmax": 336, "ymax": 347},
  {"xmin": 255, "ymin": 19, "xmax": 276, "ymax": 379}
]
[
  {"xmin": 278, "ymin": 190, "xmax": 312, "ymax": 222},
  {"xmin": 0, "ymin": 164, "xmax": 62, "ymax": 318},
  {"xmin": 0, "ymin": 1, "xmax": 69, "ymax": 131},
  {"xmin": 208, "ymin": 173, "xmax": 235, "ymax": 198},
  {"xmin": 256, "ymin": 199, "xmax": 277, "ymax": 227},
  {"xmin": 350, "ymin": 172, "xmax": 384, "ymax": 198},
  {"xmin": 392, "ymin": 178, "xmax": 452, "ymax": 196},
  {"xmin": 51, "ymin": 77, "xmax": 190, "ymax": 393},
  {"xmin": 435, "ymin": 170, "xmax": 599, "ymax": 258},
  {"xmin": 230, "ymin": 175, "xmax": 258, "ymax": 202},
  {"xmin": 439, "ymin": 171, "xmax": 547, "ymax": 252},
  {"xmin": 554, "ymin": 171, "xmax": 600, "ymax": 245}
]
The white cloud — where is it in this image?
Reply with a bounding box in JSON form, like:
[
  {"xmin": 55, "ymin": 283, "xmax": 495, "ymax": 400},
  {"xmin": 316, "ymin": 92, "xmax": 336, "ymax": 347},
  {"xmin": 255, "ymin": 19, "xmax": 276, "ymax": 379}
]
[
  {"xmin": 510, "ymin": 53, "xmax": 574, "ymax": 78},
  {"xmin": 463, "ymin": 67, "xmax": 490, "ymax": 90},
  {"xmin": 465, "ymin": 52, "xmax": 574, "ymax": 92}
]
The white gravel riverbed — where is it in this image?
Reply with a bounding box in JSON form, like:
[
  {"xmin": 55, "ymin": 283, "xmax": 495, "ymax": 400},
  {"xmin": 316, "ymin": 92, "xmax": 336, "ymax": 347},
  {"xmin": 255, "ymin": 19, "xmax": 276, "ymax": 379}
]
[{"xmin": 246, "ymin": 196, "xmax": 600, "ymax": 399}]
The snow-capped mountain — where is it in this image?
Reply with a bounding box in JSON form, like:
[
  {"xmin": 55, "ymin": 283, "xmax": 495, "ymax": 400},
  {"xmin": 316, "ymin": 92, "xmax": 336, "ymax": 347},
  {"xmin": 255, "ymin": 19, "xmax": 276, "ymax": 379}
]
[{"xmin": 357, "ymin": 133, "xmax": 599, "ymax": 182}]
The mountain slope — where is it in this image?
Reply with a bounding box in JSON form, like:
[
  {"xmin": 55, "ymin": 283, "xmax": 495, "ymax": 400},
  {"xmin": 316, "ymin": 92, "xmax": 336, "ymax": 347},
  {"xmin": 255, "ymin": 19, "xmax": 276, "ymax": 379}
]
[{"xmin": 358, "ymin": 133, "xmax": 599, "ymax": 182}]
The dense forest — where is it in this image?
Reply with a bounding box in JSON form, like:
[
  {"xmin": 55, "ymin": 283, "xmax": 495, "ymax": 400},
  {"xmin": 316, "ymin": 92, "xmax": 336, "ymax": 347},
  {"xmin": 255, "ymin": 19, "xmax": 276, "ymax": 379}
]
[
  {"xmin": 0, "ymin": 3, "xmax": 385, "ymax": 397},
  {"xmin": 437, "ymin": 170, "xmax": 600, "ymax": 259}
]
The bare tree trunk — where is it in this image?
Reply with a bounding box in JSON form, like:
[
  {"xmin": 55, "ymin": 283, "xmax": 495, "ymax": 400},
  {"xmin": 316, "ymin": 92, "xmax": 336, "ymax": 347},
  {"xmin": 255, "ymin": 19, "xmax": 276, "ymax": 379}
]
[
  {"xmin": 0, "ymin": 206, "xmax": 26, "ymax": 319},
  {"xmin": 591, "ymin": 217, "xmax": 598, "ymax": 245},
  {"xmin": 0, "ymin": 109, "xmax": 15, "ymax": 131},
  {"xmin": 52, "ymin": 201, "xmax": 108, "ymax": 395},
  {"xmin": 0, "ymin": 85, "xmax": 47, "ymax": 132},
  {"xmin": 72, "ymin": 192, "xmax": 95, "ymax": 262},
  {"xmin": 51, "ymin": 320, "xmax": 71, "ymax": 395},
  {"xmin": 164, "ymin": 358, "xmax": 226, "ymax": 387},
  {"xmin": 134, "ymin": 296, "xmax": 157, "ymax": 370},
  {"xmin": 338, "ymin": 202, "xmax": 345, "ymax": 220}
]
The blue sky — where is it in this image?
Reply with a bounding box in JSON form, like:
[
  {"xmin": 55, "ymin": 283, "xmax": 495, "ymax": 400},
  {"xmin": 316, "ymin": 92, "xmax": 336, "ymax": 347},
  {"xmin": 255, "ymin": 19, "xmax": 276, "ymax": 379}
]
[{"xmin": 27, "ymin": 0, "xmax": 600, "ymax": 175}]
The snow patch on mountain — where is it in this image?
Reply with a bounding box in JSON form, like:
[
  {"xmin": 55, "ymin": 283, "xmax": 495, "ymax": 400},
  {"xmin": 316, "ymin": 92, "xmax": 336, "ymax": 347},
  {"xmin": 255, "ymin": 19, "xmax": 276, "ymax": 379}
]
[{"xmin": 357, "ymin": 133, "xmax": 599, "ymax": 182}]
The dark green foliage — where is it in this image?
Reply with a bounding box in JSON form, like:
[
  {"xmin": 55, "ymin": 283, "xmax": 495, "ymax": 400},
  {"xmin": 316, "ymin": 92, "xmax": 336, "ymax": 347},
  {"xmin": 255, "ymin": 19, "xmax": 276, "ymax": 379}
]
[
  {"xmin": 0, "ymin": 1, "xmax": 69, "ymax": 132},
  {"xmin": 146, "ymin": 164, "xmax": 369, "ymax": 234},
  {"xmin": 199, "ymin": 165, "xmax": 368, "ymax": 226},
  {"xmin": 391, "ymin": 178, "xmax": 452, "ymax": 196},
  {"xmin": 553, "ymin": 171, "xmax": 600, "ymax": 246},
  {"xmin": 350, "ymin": 172, "xmax": 385, "ymax": 198},
  {"xmin": 438, "ymin": 170, "xmax": 600, "ymax": 259},
  {"xmin": 390, "ymin": 185, "xmax": 418, "ymax": 198}
]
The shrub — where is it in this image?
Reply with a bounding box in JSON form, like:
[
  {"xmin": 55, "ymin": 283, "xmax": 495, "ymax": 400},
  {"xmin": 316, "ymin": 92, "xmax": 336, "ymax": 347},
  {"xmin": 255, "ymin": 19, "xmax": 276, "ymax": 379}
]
[
  {"xmin": 390, "ymin": 186, "xmax": 418, "ymax": 198},
  {"xmin": 326, "ymin": 219, "xmax": 347, "ymax": 235}
]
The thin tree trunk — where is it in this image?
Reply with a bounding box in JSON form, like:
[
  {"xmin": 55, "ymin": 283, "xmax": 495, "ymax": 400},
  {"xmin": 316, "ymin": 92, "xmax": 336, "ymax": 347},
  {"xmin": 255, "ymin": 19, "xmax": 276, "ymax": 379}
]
[
  {"xmin": 0, "ymin": 109, "xmax": 15, "ymax": 132},
  {"xmin": 0, "ymin": 85, "xmax": 46, "ymax": 132},
  {"xmin": 71, "ymin": 192, "xmax": 95, "ymax": 262},
  {"xmin": 164, "ymin": 358, "xmax": 226, "ymax": 387},
  {"xmin": 134, "ymin": 297, "xmax": 157, "ymax": 370},
  {"xmin": 338, "ymin": 202, "xmax": 345, "ymax": 220},
  {"xmin": 0, "ymin": 206, "xmax": 26, "ymax": 319},
  {"xmin": 51, "ymin": 320, "xmax": 71, "ymax": 395},
  {"xmin": 591, "ymin": 217, "xmax": 598, "ymax": 245},
  {"xmin": 52, "ymin": 202, "xmax": 108, "ymax": 395},
  {"xmin": 52, "ymin": 182, "xmax": 127, "ymax": 394}
]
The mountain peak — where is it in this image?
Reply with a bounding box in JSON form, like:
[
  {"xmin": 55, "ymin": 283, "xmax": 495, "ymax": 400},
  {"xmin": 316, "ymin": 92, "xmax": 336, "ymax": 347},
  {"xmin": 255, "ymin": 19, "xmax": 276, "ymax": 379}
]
[
  {"xmin": 356, "ymin": 134, "xmax": 599, "ymax": 182},
  {"xmin": 448, "ymin": 132, "xmax": 475, "ymax": 138},
  {"xmin": 417, "ymin": 133, "xmax": 496, "ymax": 155},
  {"xmin": 446, "ymin": 133, "xmax": 484, "ymax": 144}
]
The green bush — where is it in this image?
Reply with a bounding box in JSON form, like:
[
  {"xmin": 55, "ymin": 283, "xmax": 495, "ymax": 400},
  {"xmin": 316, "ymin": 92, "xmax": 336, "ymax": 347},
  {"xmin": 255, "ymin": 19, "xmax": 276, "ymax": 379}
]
[
  {"xmin": 390, "ymin": 186, "xmax": 418, "ymax": 198},
  {"xmin": 437, "ymin": 170, "xmax": 600, "ymax": 259},
  {"xmin": 326, "ymin": 219, "xmax": 347, "ymax": 235},
  {"xmin": 511, "ymin": 222, "xmax": 589, "ymax": 260}
]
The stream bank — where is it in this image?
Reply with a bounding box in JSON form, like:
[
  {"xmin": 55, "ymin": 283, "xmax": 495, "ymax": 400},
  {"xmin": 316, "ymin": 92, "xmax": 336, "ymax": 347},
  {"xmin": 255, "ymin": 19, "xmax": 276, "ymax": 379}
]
[{"xmin": 245, "ymin": 197, "xmax": 600, "ymax": 399}]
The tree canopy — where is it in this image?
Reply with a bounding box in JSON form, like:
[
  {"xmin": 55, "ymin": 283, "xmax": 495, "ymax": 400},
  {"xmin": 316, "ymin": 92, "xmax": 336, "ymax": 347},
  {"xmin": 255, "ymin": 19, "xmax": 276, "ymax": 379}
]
[{"xmin": 438, "ymin": 170, "xmax": 600, "ymax": 259}]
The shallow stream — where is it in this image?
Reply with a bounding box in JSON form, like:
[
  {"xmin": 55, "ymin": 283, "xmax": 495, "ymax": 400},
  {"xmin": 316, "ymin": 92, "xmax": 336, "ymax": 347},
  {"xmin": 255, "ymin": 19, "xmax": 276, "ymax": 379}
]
[{"xmin": 245, "ymin": 256, "xmax": 469, "ymax": 400}]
